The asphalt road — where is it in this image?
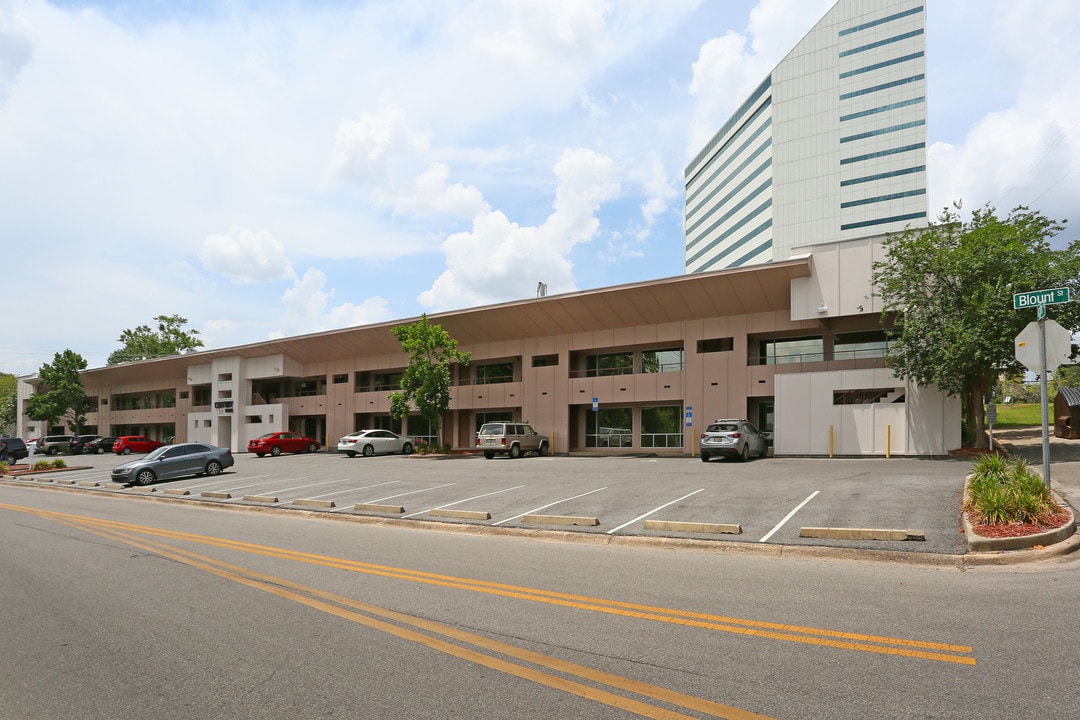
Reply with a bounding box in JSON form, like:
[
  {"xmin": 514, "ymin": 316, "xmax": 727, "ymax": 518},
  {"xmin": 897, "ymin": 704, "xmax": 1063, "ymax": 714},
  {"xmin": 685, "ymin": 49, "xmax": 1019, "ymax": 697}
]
[
  {"xmin": 2, "ymin": 486, "xmax": 1078, "ymax": 720},
  {"xmin": 3, "ymin": 448, "xmax": 975, "ymax": 556}
]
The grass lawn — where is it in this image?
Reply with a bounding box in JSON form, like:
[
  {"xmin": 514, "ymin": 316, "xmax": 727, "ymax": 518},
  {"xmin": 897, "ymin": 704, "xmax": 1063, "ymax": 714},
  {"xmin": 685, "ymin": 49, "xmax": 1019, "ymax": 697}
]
[{"xmin": 992, "ymin": 402, "xmax": 1052, "ymax": 427}]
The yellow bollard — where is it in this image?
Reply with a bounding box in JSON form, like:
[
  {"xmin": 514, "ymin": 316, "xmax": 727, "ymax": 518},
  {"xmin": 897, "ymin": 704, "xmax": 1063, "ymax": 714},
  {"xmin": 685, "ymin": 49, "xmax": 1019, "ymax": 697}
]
[
  {"xmin": 829, "ymin": 425, "xmax": 834, "ymax": 458},
  {"xmin": 886, "ymin": 424, "xmax": 891, "ymax": 458}
]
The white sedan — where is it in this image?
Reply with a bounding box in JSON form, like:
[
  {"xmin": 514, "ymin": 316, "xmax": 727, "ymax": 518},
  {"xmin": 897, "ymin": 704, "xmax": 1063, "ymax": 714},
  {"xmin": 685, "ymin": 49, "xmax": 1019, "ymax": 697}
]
[{"xmin": 337, "ymin": 429, "xmax": 415, "ymax": 458}]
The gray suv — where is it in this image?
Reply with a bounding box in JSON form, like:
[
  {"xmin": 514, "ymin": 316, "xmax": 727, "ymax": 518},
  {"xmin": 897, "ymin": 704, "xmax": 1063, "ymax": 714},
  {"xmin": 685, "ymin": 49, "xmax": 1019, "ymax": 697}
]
[
  {"xmin": 476, "ymin": 422, "xmax": 549, "ymax": 459},
  {"xmin": 36, "ymin": 435, "xmax": 75, "ymax": 456}
]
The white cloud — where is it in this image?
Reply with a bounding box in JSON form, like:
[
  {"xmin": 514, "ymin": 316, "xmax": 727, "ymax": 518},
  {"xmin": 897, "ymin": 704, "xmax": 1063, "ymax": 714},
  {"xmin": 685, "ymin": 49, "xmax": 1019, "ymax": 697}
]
[
  {"xmin": 419, "ymin": 147, "xmax": 619, "ymax": 310},
  {"xmin": 0, "ymin": 1, "xmax": 32, "ymax": 104},
  {"xmin": 328, "ymin": 102, "xmax": 432, "ymax": 189},
  {"xmin": 928, "ymin": 1, "xmax": 1080, "ymax": 227},
  {"xmin": 272, "ymin": 268, "xmax": 393, "ymax": 338},
  {"xmin": 201, "ymin": 225, "xmax": 296, "ymax": 284}
]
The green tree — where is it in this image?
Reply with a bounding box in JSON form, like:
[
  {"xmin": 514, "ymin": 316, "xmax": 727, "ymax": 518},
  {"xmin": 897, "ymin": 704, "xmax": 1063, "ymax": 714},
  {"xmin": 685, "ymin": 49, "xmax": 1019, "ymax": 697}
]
[
  {"xmin": 873, "ymin": 204, "xmax": 1080, "ymax": 447},
  {"xmin": 107, "ymin": 314, "xmax": 203, "ymax": 365},
  {"xmin": 25, "ymin": 350, "xmax": 90, "ymax": 434},
  {"xmin": 388, "ymin": 314, "xmax": 471, "ymax": 446},
  {"xmin": 0, "ymin": 372, "xmax": 16, "ymax": 435}
]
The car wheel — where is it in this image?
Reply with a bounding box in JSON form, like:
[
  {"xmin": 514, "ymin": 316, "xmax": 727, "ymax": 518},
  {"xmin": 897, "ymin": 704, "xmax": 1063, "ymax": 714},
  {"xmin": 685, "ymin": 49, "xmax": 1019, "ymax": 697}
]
[
  {"xmin": 307, "ymin": 443, "xmax": 318, "ymax": 453},
  {"xmin": 538, "ymin": 441, "xmax": 549, "ymax": 457},
  {"xmin": 362, "ymin": 444, "xmax": 374, "ymax": 457},
  {"xmin": 96, "ymin": 447, "xmax": 105, "ymax": 455},
  {"xmin": 345, "ymin": 451, "xmax": 356, "ymax": 458},
  {"xmin": 122, "ymin": 447, "xmax": 132, "ymax": 455},
  {"xmin": 270, "ymin": 446, "xmax": 282, "ymax": 457},
  {"xmin": 483, "ymin": 451, "xmax": 495, "ymax": 460},
  {"xmin": 47, "ymin": 447, "xmax": 58, "ymax": 456},
  {"xmin": 135, "ymin": 469, "xmax": 156, "ymax": 486},
  {"xmin": 701, "ymin": 454, "xmax": 709, "ymax": 462},
  {"xmin": 740, "ymin": 444, "xmax": 750, "ymax": 462},
  {"xmin": 509, "ymin": 444, "xmax": 521, "ymax": 459},
  {"xmin": 402, "ymin": 442, "xmax": 414, "ymax": 455},
  {"xmin": 256, "ymin": 453, "xmax": 265, "ymax": 458},
  {"xmin": 205, "ymin": 460, "xmax": 223, "ymax": 476}
]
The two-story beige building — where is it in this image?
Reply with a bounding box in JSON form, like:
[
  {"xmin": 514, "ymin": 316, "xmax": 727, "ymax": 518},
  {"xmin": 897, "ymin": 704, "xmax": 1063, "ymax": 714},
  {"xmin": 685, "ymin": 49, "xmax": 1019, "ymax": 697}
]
[{"xmin": 18, "ymin": 237, "xmax": 960, "ymax": 457}]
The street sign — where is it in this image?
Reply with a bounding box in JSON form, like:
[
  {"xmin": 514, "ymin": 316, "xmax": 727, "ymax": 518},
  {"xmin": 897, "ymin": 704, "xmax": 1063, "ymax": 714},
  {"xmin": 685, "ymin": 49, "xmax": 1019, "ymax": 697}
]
[
  {"xmin": 1013, "ymin": 287, "xmax": 1069, "ymax": 310},
  {"xmin": 1015, "ymin": 319, "xmax": 1072, "ymax": 374},
  {"xmin": 592, "ymin": 397, "xmax": 598, "ymax": 412}
]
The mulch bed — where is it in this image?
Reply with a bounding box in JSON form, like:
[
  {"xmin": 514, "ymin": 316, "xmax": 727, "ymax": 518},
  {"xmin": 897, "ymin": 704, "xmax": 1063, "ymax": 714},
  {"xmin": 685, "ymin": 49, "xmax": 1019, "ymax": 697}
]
[{"xmin": 969, "ymin": 511, "xmax": 1073, "ymax": 538}]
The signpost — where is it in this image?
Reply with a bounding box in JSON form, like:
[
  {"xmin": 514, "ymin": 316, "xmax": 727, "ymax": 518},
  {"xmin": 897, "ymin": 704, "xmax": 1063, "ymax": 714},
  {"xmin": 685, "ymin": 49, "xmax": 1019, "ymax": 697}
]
[{"xmin": 1013, "ymin": 287, "xmax": 1072, "ymax": 489}]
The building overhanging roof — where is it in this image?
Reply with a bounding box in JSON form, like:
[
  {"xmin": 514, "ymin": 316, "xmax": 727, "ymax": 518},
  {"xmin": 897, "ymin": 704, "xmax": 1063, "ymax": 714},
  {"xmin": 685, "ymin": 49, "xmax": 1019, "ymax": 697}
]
[{"xmin": 79, "ymin": 257, "xmax": 811, "ymax": 386}]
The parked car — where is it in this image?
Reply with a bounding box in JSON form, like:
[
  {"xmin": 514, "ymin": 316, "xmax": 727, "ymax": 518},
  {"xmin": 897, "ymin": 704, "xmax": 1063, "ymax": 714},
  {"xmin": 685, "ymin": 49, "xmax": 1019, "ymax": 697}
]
[
  {"xmin": 112, "ymin": 436, "xmax": 165, "ymax": 455},
  {"xmin": 0, "ymin": 437, "xmax": 28, "ymax": 461},
  {"xmin": 700, "ymin": 419, "xmax": 768, "ymax": 462},
  {"xmin": 36, "ymin": 435, "xmax": 75, "ymax": 455},
  {"xmin": 248, "ymin": 431, "xmax": 321, "ymax": 457},
  {"xmin": 84, "ymin": 436, "xmax": 117, "ymax": 454},
  {"xmin": 476, "ymin": 421, "xmax": 549, "ymax": 459},
  {"xmin": 337, "ymin": 429, "xmax": 414, "ymax": 458},
  {"xmin": 69, "ymin": 435, "xmax": 103, "ymax": 454},
  {"xmin": 111, "ymin": 442, "xmax": 233, "ymax": 486}
]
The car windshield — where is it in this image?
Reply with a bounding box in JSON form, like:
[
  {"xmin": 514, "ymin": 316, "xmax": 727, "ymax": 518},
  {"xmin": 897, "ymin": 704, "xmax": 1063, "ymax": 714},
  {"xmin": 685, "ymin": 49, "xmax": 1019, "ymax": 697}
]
[
  {"xmin": 256, "ymin": 433, "xmax": 276, "ymax": 439},
  {"xmin": 479, "ymin": 425, "xmax": 503, "ymax": 436},
  {"xmin": 708, "ymin": 423, "xmax": 739, "ymax": 433}
]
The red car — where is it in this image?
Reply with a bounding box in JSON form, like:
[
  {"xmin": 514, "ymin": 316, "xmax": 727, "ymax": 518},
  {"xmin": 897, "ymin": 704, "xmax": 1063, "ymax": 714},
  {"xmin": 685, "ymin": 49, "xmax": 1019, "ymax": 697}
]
[
  {"xmin": 248, "ymin": 431, "xmax": 321, "ymax": 457},
  {"xmin": 113, "ymin": 436, "xmax": 165, "ymax": 455}
]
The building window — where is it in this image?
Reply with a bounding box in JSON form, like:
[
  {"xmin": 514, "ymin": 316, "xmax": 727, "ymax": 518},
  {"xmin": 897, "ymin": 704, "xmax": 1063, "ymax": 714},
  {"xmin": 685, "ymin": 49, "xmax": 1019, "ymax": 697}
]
[
  {"xmin": 641, "ymin": 348, "xmax": 683, "ymax": 373},
  {"xmin": 586, "ymin": 408, "xmax": 633, "ymax": 448},
  {"xmin": 640, "ymin": 406, "xmax": 683, "ymax": 448},
  {"xmin": 475, "ymin": 411, "xmax": 513, "ymax": 433},
  {"xmin": 698, "ymin": 337, "xmax": 734, "ymax": 353},
  {"xmin": 245, "ymin": 416, "xmax": 262, "ymax": 423},
  {"xmin": 760, "ymin": 337, "xmax": 823, "ymax": 365},
  {"xmin": 218, "ymin": 389, "xmax": 232, "ymax": 399},
  {"xmin": 833, "ymin": 389, "xmax": 905, "ymax": 405},
  {"xmin": 218, "ymin": 373, "xmax": 232, "ymax": 382},
  {"xmin": 475, "ymin": 362, "xmax": 514, "ymax": 384},
  {"xmin": 332, "ymin": 374, "xmax": 348, "ymax": 384},
  {"xmin": 532, "ymin": 354, "xmax": 559, "ymax": 367},
  {"xmin": 407, "ymin": 416, "xmax": 438, "ymax": 447},
  {"xmin": 179, "ymin": 391, "xmax": 189, "ymax": 399},
  {"xmin": 372, "ymin": 372, "xmax": 403, "ymax": 391},
  {"xmin": 586, "ymin": 352, "xmax": 633, "ymax": 377},
  {"xmin": 834, "ymin": 331, "xmax": 890, "ymax": 360}
]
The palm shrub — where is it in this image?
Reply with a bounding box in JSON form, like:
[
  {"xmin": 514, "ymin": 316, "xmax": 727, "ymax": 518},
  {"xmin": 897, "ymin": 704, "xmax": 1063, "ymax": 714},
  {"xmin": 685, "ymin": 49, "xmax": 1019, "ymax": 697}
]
[{"xmin": 966, "ymin": 456, "xmax": 1061, "ymax": 526}]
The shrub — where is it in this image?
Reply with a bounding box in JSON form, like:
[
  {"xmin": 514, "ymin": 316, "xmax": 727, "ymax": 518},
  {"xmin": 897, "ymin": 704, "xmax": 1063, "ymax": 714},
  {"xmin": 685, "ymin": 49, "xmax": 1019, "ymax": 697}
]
[
  {"xmin": 966, "ymin": 456, "xmax": 1060, "ymax": 526},
  {"xmin": 32, "ymin": 460, "xmax": 52, "ymax": 471},
  {"xmin": 0, "ymin": 461, "xmax": 8, "ymax": 475},
  {"xmin": 51, "ymin": 459, "xmax": 66, "ymax": 468}
]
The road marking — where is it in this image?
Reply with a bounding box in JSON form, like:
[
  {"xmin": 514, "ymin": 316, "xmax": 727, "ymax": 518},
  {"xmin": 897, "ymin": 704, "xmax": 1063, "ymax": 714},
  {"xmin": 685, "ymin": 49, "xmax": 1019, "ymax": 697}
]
[
  {"xmin": 759, "ymin": 491, "xmax": 820, "ymax": 543},
  {"xmin": 363, "ymin": 483, "xmax": 457, "ymax": 504},
  {"xmin": 402, "ymin": 485, "xmax": 525, "ymax": 519},
  {"xmin": 5, "ymin": 505, "xmax": 974, "ymax": 666},
  {"xmin": 493, "ymin": 487, "xmax": 607, "ymax": 526},
  {"xmin": 607, "ymin": 489, "xmax": 705, "ymax": 535}
]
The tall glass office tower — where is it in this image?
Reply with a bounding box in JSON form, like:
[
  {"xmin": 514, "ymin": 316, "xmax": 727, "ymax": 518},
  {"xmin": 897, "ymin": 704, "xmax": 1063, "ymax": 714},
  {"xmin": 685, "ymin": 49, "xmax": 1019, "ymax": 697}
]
[{"xmin": 685, "ymin": 1, "xmax": 928, "ymax": 273}]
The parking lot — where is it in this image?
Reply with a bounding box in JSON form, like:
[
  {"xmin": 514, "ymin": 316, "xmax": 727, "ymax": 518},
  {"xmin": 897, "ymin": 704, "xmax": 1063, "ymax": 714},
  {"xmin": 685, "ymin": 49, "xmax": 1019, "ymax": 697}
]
[{"xmin": 3, "ymin": 449, "xmax": 974, "ymax": 556}]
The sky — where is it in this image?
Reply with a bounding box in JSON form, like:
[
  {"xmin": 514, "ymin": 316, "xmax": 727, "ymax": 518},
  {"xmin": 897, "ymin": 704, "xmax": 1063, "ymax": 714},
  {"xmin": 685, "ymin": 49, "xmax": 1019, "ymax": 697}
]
[{"xmin": 2, "ymin": 0, "xmax": 1080, "ymax": 375}]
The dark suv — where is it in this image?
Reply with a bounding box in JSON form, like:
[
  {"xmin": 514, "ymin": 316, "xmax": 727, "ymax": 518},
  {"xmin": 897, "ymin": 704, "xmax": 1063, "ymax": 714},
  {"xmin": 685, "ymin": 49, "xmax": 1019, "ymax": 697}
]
[
  {"xmin": 476, "ymin": 422, "xmax": 549, "ymax": 459},
  {"xmin": 1, "ymin": 437, "xmax": 28, "ymax": 462},
  {"xmin": 69, "ymin": 435, "xmax": 103, "ymax": 454}
]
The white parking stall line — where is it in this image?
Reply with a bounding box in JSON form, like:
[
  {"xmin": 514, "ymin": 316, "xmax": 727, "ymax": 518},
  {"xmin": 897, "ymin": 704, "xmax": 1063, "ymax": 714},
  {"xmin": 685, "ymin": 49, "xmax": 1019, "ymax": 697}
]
[
  {"xmin": 268, "ymin": 479, "xmax": 359, "ymax": 506},
  {"xmin": 361, "ymin": 483, "xmax": 457, "ymax": 505},
  {"xmin": 171, "ymin": 473, "xmax": 274, "ymax": 491},
  {"xmin": 492, "ymin": 487, "xmax": 608, "ymax": 526},
  {"xmin": 304, "ymin": 480, "xmax": 401, "ymax": 501},
  {"xmin": 758, "ymin": 490, "xmax": 820, "ymax": 543},
  {"xmin": 402, "ymin": 485, "xmax": 526, "ymax": 519},
  {"xmin": 606, "ymin": 489, "xmax": 705, "ymax": 535}
]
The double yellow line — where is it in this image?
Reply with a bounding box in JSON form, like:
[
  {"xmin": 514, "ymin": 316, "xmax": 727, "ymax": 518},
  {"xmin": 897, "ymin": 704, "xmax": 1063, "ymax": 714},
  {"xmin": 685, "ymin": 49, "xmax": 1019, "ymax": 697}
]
[{"xmin": 2, "ymin": 503, "xmax": 976, "ymax": 718}]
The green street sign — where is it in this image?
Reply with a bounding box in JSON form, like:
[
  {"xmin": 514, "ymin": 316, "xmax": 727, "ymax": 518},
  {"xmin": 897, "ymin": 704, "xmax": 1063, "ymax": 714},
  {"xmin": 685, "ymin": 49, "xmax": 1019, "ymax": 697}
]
[{"xmin": 1013, "ymin": 287, "xmax": 1069, "ymax": 310}]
